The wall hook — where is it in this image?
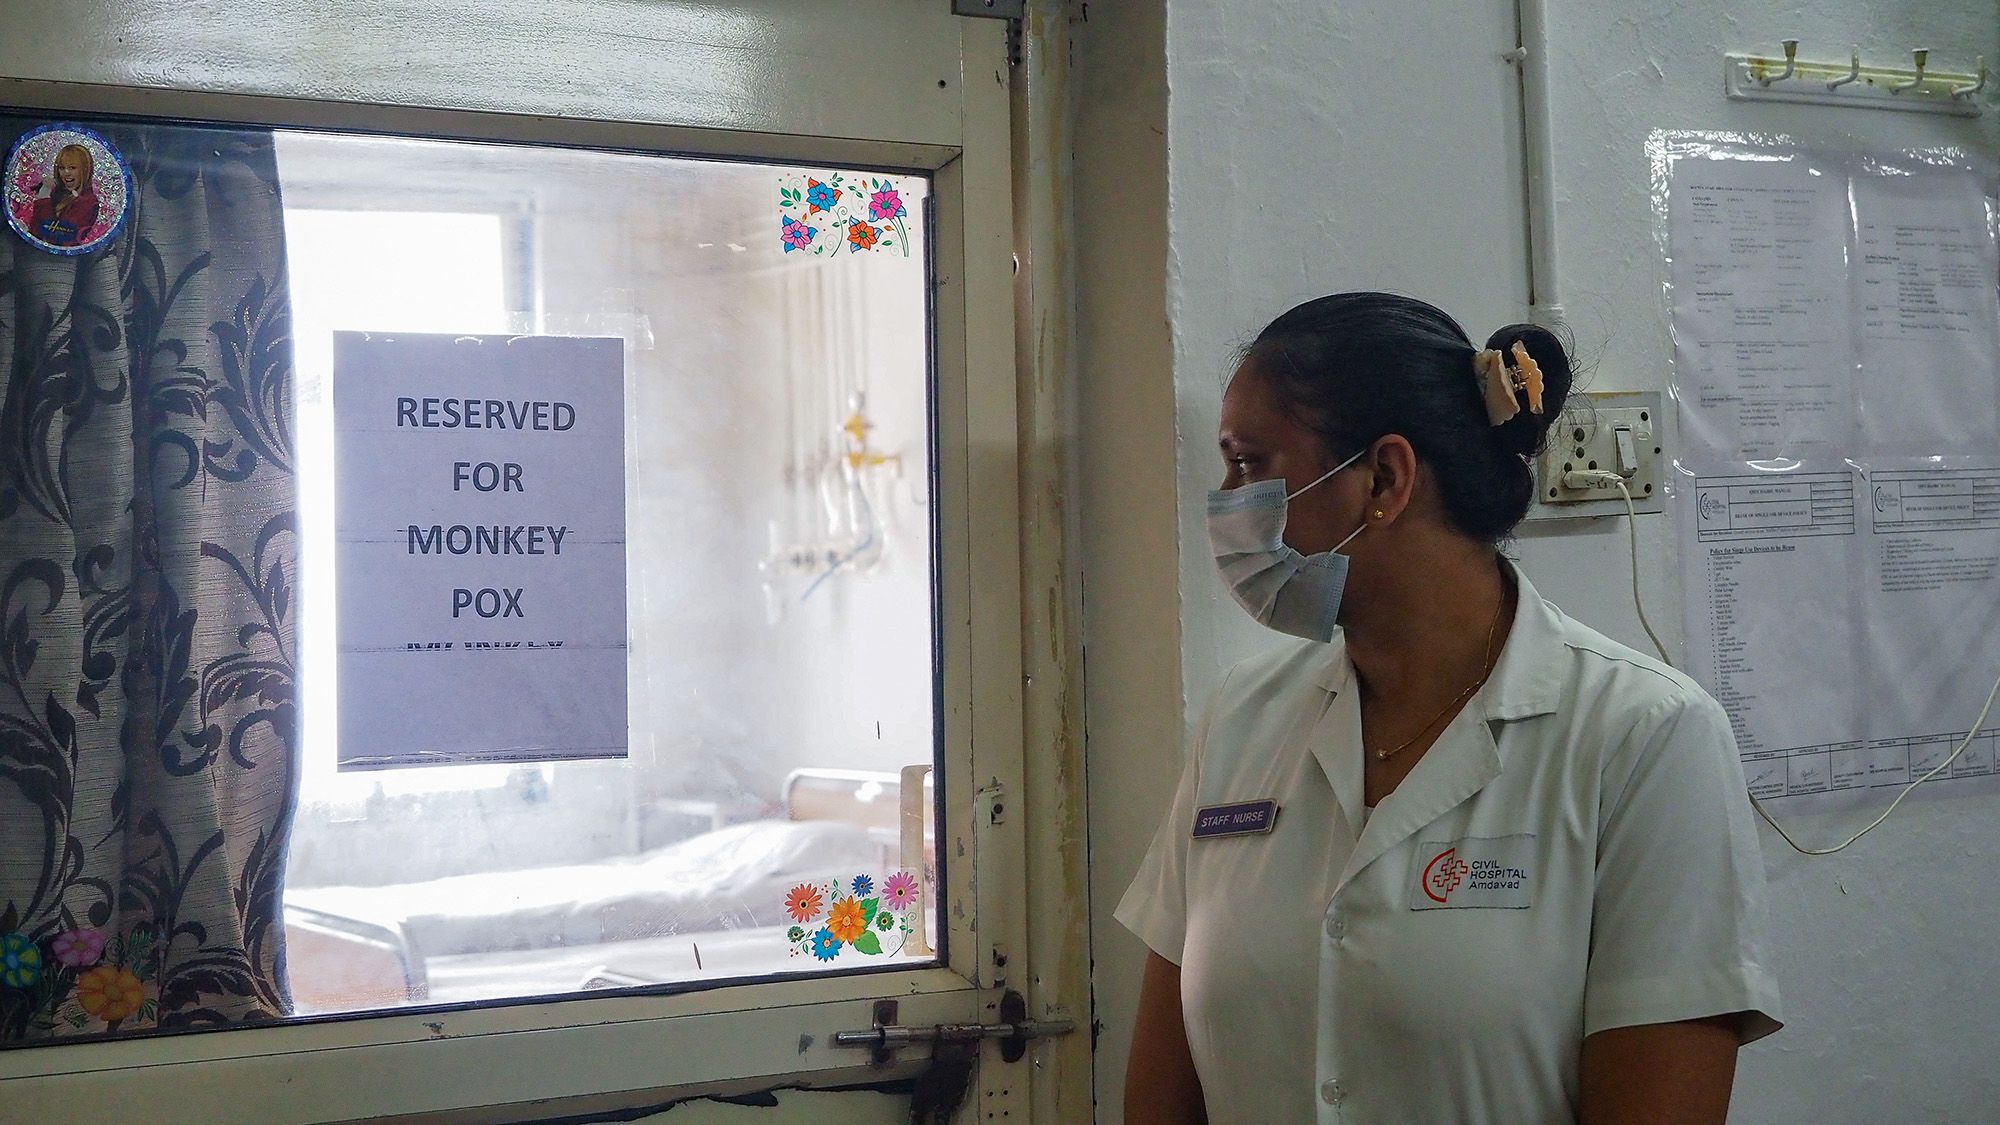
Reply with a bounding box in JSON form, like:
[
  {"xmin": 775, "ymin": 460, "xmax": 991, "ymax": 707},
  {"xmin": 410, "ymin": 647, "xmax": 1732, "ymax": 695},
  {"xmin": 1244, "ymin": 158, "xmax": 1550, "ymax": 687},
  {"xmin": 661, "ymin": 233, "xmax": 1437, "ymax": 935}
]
[
  {"xmin": 1759, "ymin": 39, "xmax": 1800, "ymax": 86},
  {"xmin": 1952, "ymin": 57, "xmax": 1987, "ymax": 99},
  {"xmin": 1725, "ymin": 44, "xmax": 1980, "ymax": 116},
  {"xmin": 1890, "ymin": 48, "xmax": 1929, "ymax": 94}
]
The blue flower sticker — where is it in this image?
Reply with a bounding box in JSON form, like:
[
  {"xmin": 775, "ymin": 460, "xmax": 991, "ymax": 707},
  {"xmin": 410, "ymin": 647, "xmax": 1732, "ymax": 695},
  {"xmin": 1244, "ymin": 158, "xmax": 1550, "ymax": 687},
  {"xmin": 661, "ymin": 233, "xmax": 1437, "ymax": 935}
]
[
  {"xmin": 0, "ymin": 932, "xmax": 43, "ymax": 989},
  {"xmin": 810, "ymin": 927, "xmax": 841, "ymax": 961},
  {"xmin": 804, "ymin": 178, "xmax": 841, "ymax": 215},
  {"xmin": 852, "ymin": 874, "xmax": 874, "ymax": 897}
]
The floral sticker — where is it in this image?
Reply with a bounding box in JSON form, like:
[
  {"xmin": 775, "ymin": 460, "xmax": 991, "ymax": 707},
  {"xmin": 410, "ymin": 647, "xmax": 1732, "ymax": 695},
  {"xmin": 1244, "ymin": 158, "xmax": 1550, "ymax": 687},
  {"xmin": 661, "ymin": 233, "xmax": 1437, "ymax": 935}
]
[
  {"xmin": 0, "ymin": 933, "xmax": 42, "ymax": 989},
  {"xmin": 76, "ymin": 965, "xmax": 145, "ymax": 1024},
  {"xmin": 881, "ymin": 870, "xmax": 920, "ymax": 911},
  {"xmin": 0, "ymin": 924, "xmax": 158, "ymax": 1034},
  {"xmin": 783, "ymin": 871, "xmax": 921, "ymax": 961},
  {"xmin": 778, "ymin": 173, "xmax": 913, "ymax": 257},
  {"xmin": 4, "ymin": 123, "xmax": 133, "ymax": 256},
  {"xmin": 784, "ymin": 883, "xmax": 825, "ymax": 924},
  {"xmin": 49, "ymin": 929, "xmax": 105, "ymax": 970}
]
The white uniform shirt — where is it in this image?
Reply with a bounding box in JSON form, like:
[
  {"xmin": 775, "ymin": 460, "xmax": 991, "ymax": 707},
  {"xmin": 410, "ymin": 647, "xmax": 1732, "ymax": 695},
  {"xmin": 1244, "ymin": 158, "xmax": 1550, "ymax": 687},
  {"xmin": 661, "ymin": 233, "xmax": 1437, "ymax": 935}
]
[{"xmin": 1117, "ymin": 566, "xmax": 1781, "ymax": 1123}]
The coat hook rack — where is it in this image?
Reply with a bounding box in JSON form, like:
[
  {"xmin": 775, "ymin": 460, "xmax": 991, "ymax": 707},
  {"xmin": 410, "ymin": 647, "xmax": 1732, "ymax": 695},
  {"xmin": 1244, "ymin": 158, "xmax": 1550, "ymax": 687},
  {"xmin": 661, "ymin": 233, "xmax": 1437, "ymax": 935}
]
[
  {"xmin": 1724, "ymin": 40, "xmax": 1984, "ymax": 116},
  {"xmin": 1887, "ymin": 48, "xmax": 1929, "ymax": 94},
  {"xmin": 1951, "ymin": 58, "xmax": 1989, "ymax": 100}
]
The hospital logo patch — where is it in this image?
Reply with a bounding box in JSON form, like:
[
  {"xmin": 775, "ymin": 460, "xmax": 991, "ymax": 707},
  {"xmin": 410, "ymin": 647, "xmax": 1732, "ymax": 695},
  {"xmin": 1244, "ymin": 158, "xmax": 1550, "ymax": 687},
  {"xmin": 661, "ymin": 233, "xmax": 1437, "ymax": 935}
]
[
  {"xmin": 1422, "ymin": 849, "xmax": 1469, "ymax": 902},
  {"xmin": 1408, "ymin": 835, "xmax": 1535, "ymax": 910}
]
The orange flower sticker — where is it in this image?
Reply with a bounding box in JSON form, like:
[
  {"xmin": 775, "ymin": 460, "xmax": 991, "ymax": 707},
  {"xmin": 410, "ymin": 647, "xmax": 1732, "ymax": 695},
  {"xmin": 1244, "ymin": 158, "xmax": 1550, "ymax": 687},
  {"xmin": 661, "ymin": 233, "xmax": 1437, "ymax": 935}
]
[
  {"xmin": 77, "ymin": 965, "xmax": 144, "ymax": 1023},
  {"xmin": 846, "ymin": 220, "xmax": 880, "ymax": 251},
  {"xmin": 784, "ymin": 883, "xmax": 825, "ymax": 924},
  {"xmin": 826, "ymin": 896, "xmax": 869, "ymax": 944}
]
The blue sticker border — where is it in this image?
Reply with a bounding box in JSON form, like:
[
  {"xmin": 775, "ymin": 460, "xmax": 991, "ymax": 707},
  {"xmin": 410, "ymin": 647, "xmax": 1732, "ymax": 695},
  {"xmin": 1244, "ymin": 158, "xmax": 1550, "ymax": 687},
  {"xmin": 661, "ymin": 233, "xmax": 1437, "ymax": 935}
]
[{"xmin": 5, "ymin": 121, "xmax": 136, "ymax": 257}]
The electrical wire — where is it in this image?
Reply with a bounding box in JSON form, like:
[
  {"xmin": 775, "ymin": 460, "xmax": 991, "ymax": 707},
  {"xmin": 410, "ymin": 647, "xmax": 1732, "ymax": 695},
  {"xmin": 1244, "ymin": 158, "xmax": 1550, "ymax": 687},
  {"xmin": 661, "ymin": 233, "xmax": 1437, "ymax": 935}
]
[
  {"xmin": 1612, "ymin": 479, "xmax": 1673, "ymax": 666},
  {"xmin": 1594, "ymin": 472, "xmax": 2000, "ymax": 856}
]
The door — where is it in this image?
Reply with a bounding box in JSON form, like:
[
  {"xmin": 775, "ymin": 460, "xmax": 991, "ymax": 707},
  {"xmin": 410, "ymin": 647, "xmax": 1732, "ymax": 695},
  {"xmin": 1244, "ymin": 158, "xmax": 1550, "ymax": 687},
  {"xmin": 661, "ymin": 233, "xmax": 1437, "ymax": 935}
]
[{"xmin": 0, "ymin": 1, "xmax": 1078, "ymax": 1119}]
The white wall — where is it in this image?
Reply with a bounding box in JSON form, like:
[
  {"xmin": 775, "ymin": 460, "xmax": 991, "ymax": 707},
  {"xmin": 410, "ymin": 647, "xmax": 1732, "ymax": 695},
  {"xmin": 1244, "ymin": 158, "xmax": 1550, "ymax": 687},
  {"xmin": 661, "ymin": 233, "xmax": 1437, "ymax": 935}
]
[
  {"xmin": 1101, "ymin": 0, "xmax": 2000, "ymax": 1121},
  {"xmin": 1530, "ymin": 5, "xmax": 2000, "ymax": 1122},
  {"xmin": 1165, "ymin": 1, "xmax": 1533, "ymax": 706},
  {"xmin": 1086, "ymin": 0, "xmax": 1530, "ymax": 1118}
]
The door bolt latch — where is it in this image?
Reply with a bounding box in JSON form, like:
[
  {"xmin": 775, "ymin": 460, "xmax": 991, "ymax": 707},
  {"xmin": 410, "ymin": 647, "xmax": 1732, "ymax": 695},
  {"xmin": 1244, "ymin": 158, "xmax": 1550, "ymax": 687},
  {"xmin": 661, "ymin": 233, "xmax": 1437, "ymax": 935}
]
[{"xmin": 833, "ymin": 990, "xmax": 1073, "ymax": 1065}]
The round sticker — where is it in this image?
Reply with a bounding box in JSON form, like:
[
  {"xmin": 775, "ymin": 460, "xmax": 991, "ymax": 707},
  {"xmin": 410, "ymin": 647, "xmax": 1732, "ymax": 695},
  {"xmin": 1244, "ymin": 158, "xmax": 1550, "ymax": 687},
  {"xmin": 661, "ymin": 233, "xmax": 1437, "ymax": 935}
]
[{"xmin": 5, "ymin": 123, "xmax": 133, "ymax": 256}]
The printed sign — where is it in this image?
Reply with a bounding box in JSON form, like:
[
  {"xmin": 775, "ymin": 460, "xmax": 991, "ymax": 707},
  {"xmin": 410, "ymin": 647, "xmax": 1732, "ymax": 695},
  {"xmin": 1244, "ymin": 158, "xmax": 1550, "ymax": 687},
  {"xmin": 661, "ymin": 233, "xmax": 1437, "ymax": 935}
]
[
  {"xmin": 1407, "ymin": 834, "xmax": 1536, "ymax": 910},
  {"xmin": 4, "ymin": 123, "xmax": 132, "ymax": 255},
  {"xmin": 333, "ymin": 332, "xmax": 628, "ymax": 768}
]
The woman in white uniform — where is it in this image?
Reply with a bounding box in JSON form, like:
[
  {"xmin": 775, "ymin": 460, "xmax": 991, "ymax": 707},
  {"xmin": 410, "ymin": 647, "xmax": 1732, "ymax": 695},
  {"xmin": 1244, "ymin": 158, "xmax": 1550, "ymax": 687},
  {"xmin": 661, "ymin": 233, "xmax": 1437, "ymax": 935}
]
[{"xmin": 1118, "ymin": 293, "xmax": 1781, "ymax": 1123}]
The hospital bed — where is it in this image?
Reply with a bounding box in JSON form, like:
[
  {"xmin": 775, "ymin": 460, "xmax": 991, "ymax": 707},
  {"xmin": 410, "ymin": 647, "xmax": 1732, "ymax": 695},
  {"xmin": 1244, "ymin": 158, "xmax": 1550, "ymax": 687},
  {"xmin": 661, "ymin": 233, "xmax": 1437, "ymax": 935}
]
[{"xmin": 283, "ymin": 767, "xmax": 935, "ymax": 1014}]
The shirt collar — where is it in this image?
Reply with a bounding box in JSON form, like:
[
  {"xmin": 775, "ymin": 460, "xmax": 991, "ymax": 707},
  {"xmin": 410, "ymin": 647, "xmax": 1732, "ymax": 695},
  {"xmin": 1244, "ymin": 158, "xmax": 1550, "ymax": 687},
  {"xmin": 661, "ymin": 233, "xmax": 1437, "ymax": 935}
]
[
  {"xmin": 1311, "ymin": 560, "xmax": 1567, "ymax": 886},
  {"xmin": 1478, "ymin": 560, "xmax": 1565, "ymax": 722},
  {"xmin": 1307, "ymin": 557, "xmax": 1564, "ymax": 724}
]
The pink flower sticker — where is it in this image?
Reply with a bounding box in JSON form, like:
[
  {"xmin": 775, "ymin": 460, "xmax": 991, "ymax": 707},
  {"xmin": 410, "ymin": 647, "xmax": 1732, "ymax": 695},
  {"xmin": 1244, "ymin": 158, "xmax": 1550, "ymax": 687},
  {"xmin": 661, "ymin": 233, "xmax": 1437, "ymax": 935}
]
[
  {"xmin": 868, "ymin": 186, "xmax": 905, "ymax": 222},
  {"xmin": 51, "ymin": 927, "xmax": 105, "ymax": 969},
  {"xmin": 881, "ymin": 870, "xmax": 920, "ymax": 911},
  {"xmin": 781, "ymin": 214, "xmax": 816, "ymax": 252}
]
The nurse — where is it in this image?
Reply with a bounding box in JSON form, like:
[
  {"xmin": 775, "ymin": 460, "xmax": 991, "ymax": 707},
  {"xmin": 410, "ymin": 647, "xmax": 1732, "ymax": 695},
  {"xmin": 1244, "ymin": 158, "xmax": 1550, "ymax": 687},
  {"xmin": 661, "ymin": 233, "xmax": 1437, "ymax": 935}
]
[{"xmin": 1118, "ymin": 293, "xmax": 1780, "ymax": 1123}]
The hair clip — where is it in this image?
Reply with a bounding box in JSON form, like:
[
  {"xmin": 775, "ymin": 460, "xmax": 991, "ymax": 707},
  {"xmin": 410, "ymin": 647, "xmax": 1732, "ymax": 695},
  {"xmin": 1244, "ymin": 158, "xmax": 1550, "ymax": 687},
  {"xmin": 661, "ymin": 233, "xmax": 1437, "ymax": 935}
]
[
  {"xmin": 1510, "ymin": 341, "xmax": 1545, "ymax": 415},
  {"xmin": 1475, "ymin": 348, "xmax": 1519, "ymax": 426},
  {"xmin": 1475, "ymin": 344, "xmax": 1547, "ymax": 426}
]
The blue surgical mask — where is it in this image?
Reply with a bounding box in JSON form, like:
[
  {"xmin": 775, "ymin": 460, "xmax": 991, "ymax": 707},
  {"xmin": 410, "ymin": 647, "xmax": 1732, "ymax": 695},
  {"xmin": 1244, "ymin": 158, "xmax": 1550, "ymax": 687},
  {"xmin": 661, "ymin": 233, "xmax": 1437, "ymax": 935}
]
[{"xmin": 1207, "ymin": 449, "xmax": 1369, "ymax": 643}]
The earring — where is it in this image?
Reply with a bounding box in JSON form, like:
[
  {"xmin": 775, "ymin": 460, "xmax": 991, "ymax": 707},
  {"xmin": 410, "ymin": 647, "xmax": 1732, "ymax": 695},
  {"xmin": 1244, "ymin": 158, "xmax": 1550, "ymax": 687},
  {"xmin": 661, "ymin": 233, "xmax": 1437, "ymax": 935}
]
[{"xmin": 1372, "ymin": 509, "xmax": 1386, "ymax": 520}]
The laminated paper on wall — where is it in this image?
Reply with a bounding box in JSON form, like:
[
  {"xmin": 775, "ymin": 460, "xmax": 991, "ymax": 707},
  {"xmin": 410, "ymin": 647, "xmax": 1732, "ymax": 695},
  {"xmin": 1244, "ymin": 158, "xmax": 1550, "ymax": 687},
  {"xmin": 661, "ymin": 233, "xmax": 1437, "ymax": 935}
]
[{"xmin": 1655, "ymin": 132, "xmax": 2000, "ymax": 811}]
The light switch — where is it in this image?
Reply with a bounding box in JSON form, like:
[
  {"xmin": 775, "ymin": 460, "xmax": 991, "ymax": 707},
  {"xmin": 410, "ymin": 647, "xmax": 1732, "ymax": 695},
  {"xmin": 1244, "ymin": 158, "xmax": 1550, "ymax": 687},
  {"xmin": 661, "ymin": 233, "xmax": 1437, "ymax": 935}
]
[{"xmin": 1614, "ymin": 425, "xmax": 1638, "ymax": 476}]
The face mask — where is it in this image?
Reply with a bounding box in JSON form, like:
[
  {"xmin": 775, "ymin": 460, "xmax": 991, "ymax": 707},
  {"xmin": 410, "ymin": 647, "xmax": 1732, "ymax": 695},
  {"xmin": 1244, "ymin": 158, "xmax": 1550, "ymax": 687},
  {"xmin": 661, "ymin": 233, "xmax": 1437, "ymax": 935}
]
[{"xmin": 1207, "ymin": 449, "xmax": 1369, "ymax": 643}]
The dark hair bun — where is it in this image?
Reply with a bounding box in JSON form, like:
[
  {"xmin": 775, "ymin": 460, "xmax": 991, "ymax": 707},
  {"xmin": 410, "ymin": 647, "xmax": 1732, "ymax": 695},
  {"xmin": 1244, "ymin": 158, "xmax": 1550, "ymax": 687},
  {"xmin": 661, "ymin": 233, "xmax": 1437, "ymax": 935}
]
[
  {"xmin": 1244, "ymin": 292, "xmax": 1580, "ymax": 543},
  {"xmin": 1482, "ymin": 323, "xmax": 1574, "ymax": 459}
]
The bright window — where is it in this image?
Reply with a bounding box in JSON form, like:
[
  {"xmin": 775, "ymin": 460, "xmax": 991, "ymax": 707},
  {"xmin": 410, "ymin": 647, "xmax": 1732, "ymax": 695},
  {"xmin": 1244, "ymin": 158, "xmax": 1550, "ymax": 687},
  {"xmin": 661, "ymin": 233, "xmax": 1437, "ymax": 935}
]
[
  {"xmin": 285, "ymin": 204, "xmax": 517, "ymax": 801},
  {"xmin": 272, "ymin": 131, "xmax": 940, "ymax": 1017}
]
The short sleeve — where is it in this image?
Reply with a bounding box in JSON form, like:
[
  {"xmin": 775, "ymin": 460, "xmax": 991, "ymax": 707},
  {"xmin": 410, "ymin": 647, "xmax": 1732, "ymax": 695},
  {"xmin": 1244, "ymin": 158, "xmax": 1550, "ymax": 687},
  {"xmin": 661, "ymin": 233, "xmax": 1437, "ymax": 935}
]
[
  {"xmin": 1584, "ymin": 688, "xmax": 1784, "ymax": 1043},
  {"xmin": 1113, "ymin": 667, "xmax": 1235, "ymax": 964},
  {"xmin": 1113, "ymin": 747, "xmax": 1201, "ymax": 962}
]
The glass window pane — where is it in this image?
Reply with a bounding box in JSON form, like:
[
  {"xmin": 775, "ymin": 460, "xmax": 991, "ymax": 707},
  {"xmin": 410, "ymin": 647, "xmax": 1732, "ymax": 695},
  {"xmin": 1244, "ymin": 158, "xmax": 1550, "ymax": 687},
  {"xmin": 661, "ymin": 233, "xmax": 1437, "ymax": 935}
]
[
  {"xmin": 0, "ymin": 113, "xmax": 940, "ymax": 1044},
  {"xmin": 282, "ymin": 133, "xmax": 940, "ymax": 1014}
]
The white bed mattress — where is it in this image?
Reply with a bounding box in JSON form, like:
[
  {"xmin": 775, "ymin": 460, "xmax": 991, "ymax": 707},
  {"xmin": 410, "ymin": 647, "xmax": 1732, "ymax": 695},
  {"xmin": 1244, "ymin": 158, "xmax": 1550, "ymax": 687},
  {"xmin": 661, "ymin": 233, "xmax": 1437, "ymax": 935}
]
[{"xmin": 286, "ymin": 818, "xmax": 884, "ymax": 959}]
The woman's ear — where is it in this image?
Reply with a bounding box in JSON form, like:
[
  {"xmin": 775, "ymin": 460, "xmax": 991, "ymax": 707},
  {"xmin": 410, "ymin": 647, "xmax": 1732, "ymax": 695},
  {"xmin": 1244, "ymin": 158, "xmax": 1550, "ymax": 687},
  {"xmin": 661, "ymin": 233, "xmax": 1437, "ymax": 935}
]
[{"xmin": 1364, "ymin": 434, "xmax": 1420, "ymax": 524}]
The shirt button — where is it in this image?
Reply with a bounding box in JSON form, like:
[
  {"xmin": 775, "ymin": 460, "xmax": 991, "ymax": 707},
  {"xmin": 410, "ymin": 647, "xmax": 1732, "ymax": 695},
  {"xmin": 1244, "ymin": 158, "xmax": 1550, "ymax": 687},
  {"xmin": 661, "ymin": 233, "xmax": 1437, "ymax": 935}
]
[
  {"xmin": 1326, "ymin": 914, "xmax": 1346, "ymax": 939},
  {"xmin": 1320, "ymin": 1079, "xmax": 1346, "ymax": 1105}
]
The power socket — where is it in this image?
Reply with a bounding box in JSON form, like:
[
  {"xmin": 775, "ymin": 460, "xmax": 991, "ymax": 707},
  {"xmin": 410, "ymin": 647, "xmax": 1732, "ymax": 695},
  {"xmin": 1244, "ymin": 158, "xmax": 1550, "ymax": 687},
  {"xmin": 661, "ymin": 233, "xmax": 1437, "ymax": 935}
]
[{"xmin": 1528, "ymin": 391, "xmax": 1665, "ymax": 519}]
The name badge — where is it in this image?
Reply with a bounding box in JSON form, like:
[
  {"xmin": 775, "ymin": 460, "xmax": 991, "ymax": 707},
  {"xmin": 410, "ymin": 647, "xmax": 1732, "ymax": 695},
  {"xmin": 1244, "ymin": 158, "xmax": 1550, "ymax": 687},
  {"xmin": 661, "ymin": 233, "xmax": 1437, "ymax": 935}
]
[
  {"xmin": 1191, "ymin": 798, "xmax": 1279, "ymax": 840},
  {"xmin": 1408, "ymin": 834, "xmax": 1535, "ymax": 910}
]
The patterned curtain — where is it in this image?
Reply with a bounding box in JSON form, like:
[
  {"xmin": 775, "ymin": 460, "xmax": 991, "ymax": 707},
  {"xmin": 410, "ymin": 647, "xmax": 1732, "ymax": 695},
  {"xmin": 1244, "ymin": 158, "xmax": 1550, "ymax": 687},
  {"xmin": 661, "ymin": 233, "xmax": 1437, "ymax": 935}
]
[{"xmin": 0, "ymin": 117, "xmax": 297, "ymax": 1040}]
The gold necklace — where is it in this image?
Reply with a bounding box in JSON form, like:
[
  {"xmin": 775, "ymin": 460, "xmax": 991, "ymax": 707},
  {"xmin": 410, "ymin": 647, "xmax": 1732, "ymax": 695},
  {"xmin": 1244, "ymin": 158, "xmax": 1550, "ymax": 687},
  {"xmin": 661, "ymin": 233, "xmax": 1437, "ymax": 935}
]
[{"xmin": 1370, "ymin": 596, "xmax": 1507, "ymax": 762}]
